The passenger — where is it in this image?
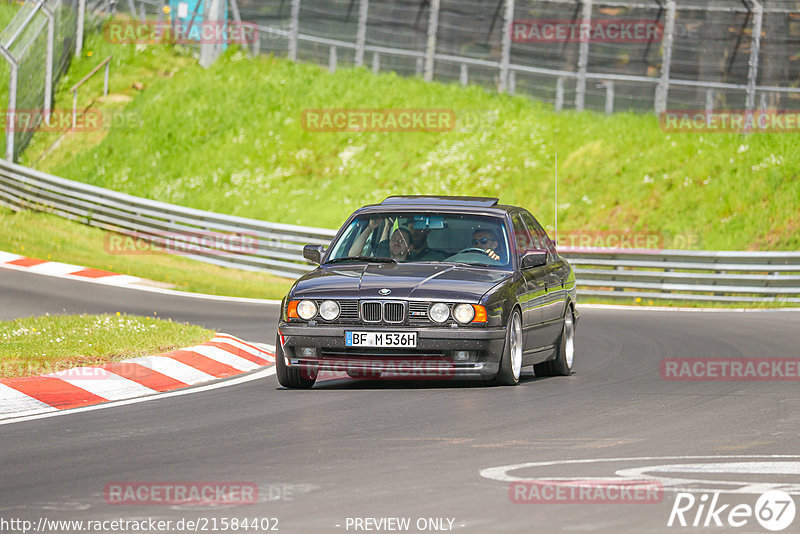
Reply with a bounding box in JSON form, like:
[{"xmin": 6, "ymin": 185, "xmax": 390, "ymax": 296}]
[
  {"xmin": 471, "ymin": 228, "xmax": 502, "ymax": 261},
  {"xmin": 387, "ymin": 227, "xmax": 412, "ymax": 261},
  {"xmin": 405, "ymin": 225, "xmax": 448, "ymax": 262},
  {"xmin": 348, "ymin": 217, "xmax": 390, "ymax": 257}
]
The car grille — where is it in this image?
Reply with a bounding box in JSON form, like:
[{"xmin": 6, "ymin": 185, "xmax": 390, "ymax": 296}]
[
  {"xmin": 361, "ymin": 301, "xmax": 383, "ymax": 323},
  {"xmin": 360, "ymin": 300, "xmax": 406, "ymax": 324},
  {"xmin": 384, "ymin": 302, "xmax": 405, "ymax": 323}
]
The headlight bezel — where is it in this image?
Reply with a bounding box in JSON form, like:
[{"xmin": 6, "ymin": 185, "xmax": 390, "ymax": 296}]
[
  {"xmin": 428, "ymin": 302, "xmax": 450, "ymax": 323},
  {"xmin": 296, "ymin": 299, "xmax": 318, "ymax": 320},
  {"xmin": 319, "ymin": 300, "xmax": 340, "ymax": 321},
  {"xmin": 453, "ymin": 303, "xmax": 476, "ymax": 324}
]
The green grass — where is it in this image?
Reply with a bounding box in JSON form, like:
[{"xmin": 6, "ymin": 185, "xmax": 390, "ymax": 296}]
[
  {"xmin": 21, "ymin": 34, "xmax": 799, "ymax": 251},
  {"xmin": 0, "ymin": 206, "xmax": 294, "ymax": 299},
  {"xmin": 0, "ymin": 313, "xmax": 213, "ymax": 378}
]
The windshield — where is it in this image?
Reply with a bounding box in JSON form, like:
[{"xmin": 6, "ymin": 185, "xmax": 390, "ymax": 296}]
[{"xmin": 325, "ymin": 212, "xmax": 511, "ymax": 268}]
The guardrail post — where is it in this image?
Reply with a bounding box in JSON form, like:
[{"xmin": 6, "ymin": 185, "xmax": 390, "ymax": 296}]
[
  {"xmin": 705, "ymin": 88, "xmax": 714, "ymax": 126},
  {"xmin": 555, "ymin": 76, "xmax": 564, "ymax": 111},
  {"xmin": 498, "ymin": 0, "xmax": 515, "ymax": 93},
  {"xmin": 424, "ymin": 0, "xmax": 440, "ymax": 82},
  {"xmin": 288, "ymin": 0, "xmax": 300, "ymax": 61},
  {"xmin": 604, "ymin": 81, "xmax": 614, "ymax": 114},
  {"xmin": 745, "ymin": 0, "xmax": 763, "ymax": 116},
  {"xmin": 329, "ymin": 46, "xmax": 337, "ymax": 73},
  {"xmin": 372, "ymin": 52, "xmax": 380, "ymax": 73},
  {"xmin": 76, "ymin": 0, "xmax": 86, "ymax": 56},
  {"xmin": 655, "ymin": 0, "xmax": 675, "ymax": 114},
  {"xmin": 354, "ymin": 0, "xmax": 369, "ymax": 67},
  {"xmin": 460, "ymin": 63, "xmax": 468, "ymax": 86},
  {"xmin": 575, "ymin": 0, "xmax": 592, "ymax": 112},
  {"xmin": 508, "ymin": 70, "xmax": 516, "ymax": 95}
]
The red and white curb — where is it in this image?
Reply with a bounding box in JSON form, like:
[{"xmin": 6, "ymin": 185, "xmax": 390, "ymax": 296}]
[
  {"xmin": 0, "ymin": 251, "xmax": 164, "ymax": 288},
  {"xmin": 0, "ymin": 334, "xmax": 275, "ymax": 420}
]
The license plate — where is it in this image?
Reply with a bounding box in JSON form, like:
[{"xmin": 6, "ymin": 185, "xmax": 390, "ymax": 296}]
[{"xmin": 345, "ymin": 331, "xmax": 417, "ymax": 348}]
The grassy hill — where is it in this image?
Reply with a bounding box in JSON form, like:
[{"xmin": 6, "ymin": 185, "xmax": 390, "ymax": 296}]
[{"xmin": 18, "ymin": 31, "xmax": 800, "ymax": 251}]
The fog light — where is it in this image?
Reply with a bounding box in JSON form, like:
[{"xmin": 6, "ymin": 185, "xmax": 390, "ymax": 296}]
[
  {"xmin": 454, "ymin": 350, "xmax": 470, "ymax": 361},
  {"xmin": 299, "ymin": 347, "xmax": 317, "ymax": 358}
]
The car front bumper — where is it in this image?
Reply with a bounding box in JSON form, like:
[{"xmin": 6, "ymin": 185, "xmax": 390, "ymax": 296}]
[{"xmin": 277, "ymin": 323, "xmax": 507, "ymax": 379}]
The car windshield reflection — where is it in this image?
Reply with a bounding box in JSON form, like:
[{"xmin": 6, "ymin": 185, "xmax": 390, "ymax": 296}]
[{"xmin": 325, "ymin": 213, "xmax": 511, "ymax": 268}]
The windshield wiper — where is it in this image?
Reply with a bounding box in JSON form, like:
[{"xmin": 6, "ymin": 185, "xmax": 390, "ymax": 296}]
[
  {"xmin": 324, "ymin": 256, "xmax": 397, "ymax": 265},
  {"xmin": 450, "ymin": 261, "xmax": 494, "ymax": 269}
]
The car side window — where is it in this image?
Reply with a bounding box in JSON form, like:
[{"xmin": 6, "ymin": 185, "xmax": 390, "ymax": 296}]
[
  {"xmin": 511, "ymin": 212, "xmax": 536, "ymax": 259},
  {"xmin": 520, "ymin": 211, "xmax": 557, "ymax": 261}
]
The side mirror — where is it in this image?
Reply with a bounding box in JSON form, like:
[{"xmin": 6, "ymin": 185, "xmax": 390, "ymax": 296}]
[
  {"xmin": 521, "ymin": 250, "xmax": 548, "ymax": 269},
  {"xmin": 303, "ymin": 244, "xmax": 325, "ymax": 264}
]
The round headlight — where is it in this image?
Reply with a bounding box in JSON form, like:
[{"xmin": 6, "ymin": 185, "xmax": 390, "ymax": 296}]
[
  {"xmin": 296, "ymin": 300, "xmax": 317, "ymax": 320},
  {"xmin": 453, "ymin": 303, "xmax": 475, "ymax": 324},
  {"xmin": 428, "ymin": 302, "xmax": 450, "ymax": 323},
  {"xmin": 319, "ymin": 300, "xmax": 340, "ymax": 321}
]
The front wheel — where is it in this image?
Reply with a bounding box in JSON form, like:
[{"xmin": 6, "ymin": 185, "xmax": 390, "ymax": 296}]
[
  {"xmin": 535, "ymin": 309, "xmax": 575, "ymax": 377},
  {"xmin": 275, "ymin": 334, "xmax": 317, "ymax": 389},
  {"xmin": 493, "ymin": 309, "xmax": 523, "ymax": 386}
]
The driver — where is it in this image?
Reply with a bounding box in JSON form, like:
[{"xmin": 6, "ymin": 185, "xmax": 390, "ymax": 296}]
[{"xmin": 471, "ymin": 229, "xmax": 502, "ymax": 261}]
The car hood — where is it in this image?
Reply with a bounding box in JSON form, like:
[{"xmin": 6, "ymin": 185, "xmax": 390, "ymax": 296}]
[{"xmin": 291, "ymin": 263, "xmax": 511, "ymax": 302}]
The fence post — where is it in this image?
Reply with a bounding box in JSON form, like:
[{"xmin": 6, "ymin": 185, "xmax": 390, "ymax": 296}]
[
  {"xmin": 460, "ymin": 63, "xmax": 468, "ymax": 86},
  {"xmin": 0, "ymin": 49, "xmax": 17, "ymax": 161},
  {"xmin": 498, "ymin": 0, "xmax": 515, "ymax": 93},
  {"xmin": 655, "ymin": 0, "xmax": 675, "ymax": 114},
  {"xmin": 555, "ymin": 76, "xmax": 564, "ymax": 111},
  {"xmin": 424, "ymin": 0, "xmax": 440, "ymax": 82},
  {"xmin": 354, "ymin": 0, "xmax": 369, "ymax": 67},
  {"xmin": 745, "ymin": 0, "xmax": 763, "ymax": 115},
  {"xmin": 200, "ymin": 0, "xmax": 225, "ymax": 68},
  {"xmin": 288, "ymin": 0, "xmax": 300, "ymax": 61},
  {"xmin": 575, "ymin": 0, "xmax": 592, "ymax": 112},
  {"xmin": 372, "ymin": 52, "xmax": 380, "ymax": 73},
  {"xmin": 76, "ymin": 0, "xmax": 86, "ymax": 56},
  {"xmin": 41, "ymin": 2, "xmax": 55, "ymax": 123},
  {"xmin": 508, "ymin": 70, "xmax": 516, "ymax": 95}
]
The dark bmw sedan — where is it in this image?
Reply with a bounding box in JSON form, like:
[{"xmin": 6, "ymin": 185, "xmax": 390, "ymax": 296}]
[{"xmin": 276, "ymin": 196, "xmax": 578, "ymax": 388}]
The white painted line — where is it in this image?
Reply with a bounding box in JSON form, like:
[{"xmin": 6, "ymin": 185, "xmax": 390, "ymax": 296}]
[
  {"xmin": 0, "ymin": 251, "xmax": 22, "ymax": 263},
  {"xmin": 27, "ymin": 261, "xmax": 85, "ymax": 275},
  {"xmin": 0, "ymin": 366, "xmax": 277, "ymax": 426},
  {"xmin": 126, "ymin": 356, "xmax": 217, "ymax": 385},
  {"xmin": 0, "ymin": 383, "xmax": 58, "ymax": 418},
  {"xmin": 189, "ymin": 346, "xmax": 261, "ymax": 372},
  {"xmin": 92, "ymin": 274, "xmax": 144, "ymax": 285},
  {"xmin": 50, "ymin": 370, "xmax": 157, "ymax": 401},
  {"xmin": 580, "ymin": 303, "xmax": 800, "ymax": 313}
]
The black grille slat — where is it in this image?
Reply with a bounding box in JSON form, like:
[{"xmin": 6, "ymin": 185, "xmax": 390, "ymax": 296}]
[{"xmin": 338, "ymin": 301, "xmax": 359, "ymax": 322}]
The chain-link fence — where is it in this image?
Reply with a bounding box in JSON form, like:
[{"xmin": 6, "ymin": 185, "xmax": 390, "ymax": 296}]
[
  {"xmin": 0, "ymin": 0, "xmax": 78, "ymax": 161},
  {"xmin": 238, "ymin": 0, "xmax": 800, "ymax": 115}
]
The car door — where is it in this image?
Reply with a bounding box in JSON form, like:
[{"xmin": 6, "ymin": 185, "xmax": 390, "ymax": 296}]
[
  {"xmin": 509, "ymin": 211, "xmax": 550, "ymax": 354},
  {"xmin": 521, "ymin": 210, "xmax": 566, "ymax": 346}
]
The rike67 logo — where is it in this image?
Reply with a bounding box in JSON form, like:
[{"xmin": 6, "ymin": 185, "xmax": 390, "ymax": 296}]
[{"xmin": 668, "ymin": 490, "xmax": 796, "ymax": 531}]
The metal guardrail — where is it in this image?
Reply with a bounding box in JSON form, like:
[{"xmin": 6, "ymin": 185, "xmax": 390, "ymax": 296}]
[
  {"xmin": 0, "ymin": 160, "xmax": 336, "ymax": 279},
  {"xmin": 1, "ymin": 160, "xmax": 799, "ymax": 303}
]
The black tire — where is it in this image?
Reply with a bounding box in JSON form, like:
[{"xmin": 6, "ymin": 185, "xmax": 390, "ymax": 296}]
[
  {"xmin": 535, "ymin": 308, "xmax": 575, "ymax": 377},
  {"xmin": 493, "ymin": 309, "xmax": 523, "ymax": 386},
  {"xmin": 275, "ymin": 334, "xmax": 317, "ymax": 389}
]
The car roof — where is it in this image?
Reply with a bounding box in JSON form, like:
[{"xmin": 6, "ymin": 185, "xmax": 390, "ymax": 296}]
[{"xmin": 355, "ymin": 196, "xmax": 519, "ymax": 215}]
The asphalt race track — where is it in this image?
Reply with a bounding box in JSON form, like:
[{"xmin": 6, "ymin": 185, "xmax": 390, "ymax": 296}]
[{"xmin": 2, "ymin": 269, "xmax": 800, "ymax": 533}]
